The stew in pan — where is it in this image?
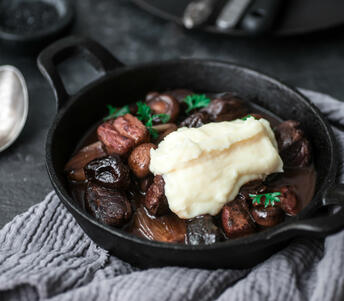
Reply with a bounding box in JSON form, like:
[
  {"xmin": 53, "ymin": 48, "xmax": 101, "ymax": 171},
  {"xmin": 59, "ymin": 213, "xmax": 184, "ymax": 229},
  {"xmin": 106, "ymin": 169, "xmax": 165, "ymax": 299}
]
[{"xmin": 64, "ymin": 90, "xmax": 316, "ymax": 245}]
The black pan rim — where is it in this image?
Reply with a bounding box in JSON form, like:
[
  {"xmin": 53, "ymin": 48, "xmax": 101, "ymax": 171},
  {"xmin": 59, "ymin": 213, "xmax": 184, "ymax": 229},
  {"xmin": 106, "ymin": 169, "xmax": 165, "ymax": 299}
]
[{"xmin": 46, "ymin": 58, "xmax": 338, "ymax": 251}]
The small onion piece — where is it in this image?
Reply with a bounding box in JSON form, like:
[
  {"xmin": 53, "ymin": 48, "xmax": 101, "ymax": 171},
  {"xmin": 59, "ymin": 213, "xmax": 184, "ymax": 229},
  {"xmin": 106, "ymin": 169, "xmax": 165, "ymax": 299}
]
[
  {"xmin": 65, "ymin": 141, "xmax": 107, "ymax": 182},
  {"xmin": 131, "ymin": 207, "xmax": 186, "ymax": 243}
]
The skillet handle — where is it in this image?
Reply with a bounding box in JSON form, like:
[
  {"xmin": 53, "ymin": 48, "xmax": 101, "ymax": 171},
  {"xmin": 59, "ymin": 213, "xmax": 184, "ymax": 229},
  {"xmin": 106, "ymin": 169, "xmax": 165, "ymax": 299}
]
[
  {"xmin": 37, "ymin": 36, "xmax": 124, "ymax": 110},
  {"xmin": 267, "ymin": 184, "xmax": 344, "ymax": 240}
]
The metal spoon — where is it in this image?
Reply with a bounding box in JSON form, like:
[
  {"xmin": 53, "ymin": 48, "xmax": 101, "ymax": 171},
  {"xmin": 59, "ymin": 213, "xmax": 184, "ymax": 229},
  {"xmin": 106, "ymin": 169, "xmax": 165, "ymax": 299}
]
[
  {"xmin": 0, "ymin": 65, "xmax": 28, "ymax": 152},
  {"xmin": 183, "ymin": 0, "xmax": 218, "ymax": 29}
]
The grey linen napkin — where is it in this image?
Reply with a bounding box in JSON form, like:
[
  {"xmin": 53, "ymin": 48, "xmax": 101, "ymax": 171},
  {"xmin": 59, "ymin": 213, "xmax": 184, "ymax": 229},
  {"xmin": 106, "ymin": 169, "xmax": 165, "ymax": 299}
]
[{"xmin": 1, "ymin": 89, "xmax": 344, "ymax": 301}]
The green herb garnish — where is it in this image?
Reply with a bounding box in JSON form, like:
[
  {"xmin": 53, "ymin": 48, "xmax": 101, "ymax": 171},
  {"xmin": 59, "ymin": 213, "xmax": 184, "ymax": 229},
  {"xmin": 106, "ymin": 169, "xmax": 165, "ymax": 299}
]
[
  {"xmin": 184, "ymin": 94, "xmax": 211, "ymax": 114},
  {"xmin": 241, "ymin": 114, "xmax": 257, "ymax": 121},
  {"xmin": 136, "ymin": 101, "xmax": 151, "ymax": 122},
  {"xmin": 104, "ymin": 105, "xmax": 130, "ymax": 121},
  {"xmin": 136, "ymin": 101, "xmax": 170, "ymax": 139},
  {"xmin": 148, "ymin": 127, "xmax": 159, "ymax": 140},
  {"xmin": 249, "ymin": 192, "xmax": 281, "ymax": 208},
  {"xmin": 154, "ymin": 113, "xmax": 170, "ymax": 124}
]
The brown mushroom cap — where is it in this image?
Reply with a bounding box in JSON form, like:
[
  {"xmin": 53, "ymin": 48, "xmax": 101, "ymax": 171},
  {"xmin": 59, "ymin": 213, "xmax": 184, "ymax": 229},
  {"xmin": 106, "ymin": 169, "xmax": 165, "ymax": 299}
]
[
  {"xmin": 251, "ymin": 206, "xmax": 284, "ymax": 227},
  {"xmin": 128, "ymin": 143, "xmax": 157, "ymax": 178},
  {"xmin": 147, "ymin": 94, "xmax": 180, "ymax": 122}
]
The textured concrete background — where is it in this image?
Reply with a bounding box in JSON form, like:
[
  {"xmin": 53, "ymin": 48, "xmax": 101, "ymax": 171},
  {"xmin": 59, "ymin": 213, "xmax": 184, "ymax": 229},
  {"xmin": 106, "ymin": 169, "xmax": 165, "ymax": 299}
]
[{"xmin": 1, "ymin": 0, "xmax": 344, "ymax": 228}]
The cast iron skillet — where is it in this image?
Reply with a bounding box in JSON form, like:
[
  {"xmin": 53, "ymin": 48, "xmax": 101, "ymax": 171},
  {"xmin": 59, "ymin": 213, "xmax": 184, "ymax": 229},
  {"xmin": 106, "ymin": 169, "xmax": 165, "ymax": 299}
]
[{"xmin": 37, "ymin": 36, "xmax": 344, "ymax": 269}]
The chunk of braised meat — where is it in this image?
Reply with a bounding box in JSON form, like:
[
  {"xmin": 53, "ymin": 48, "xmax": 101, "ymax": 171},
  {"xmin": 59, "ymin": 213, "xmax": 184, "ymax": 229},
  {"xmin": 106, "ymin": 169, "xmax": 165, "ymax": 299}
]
[
  {"xmin": 146, "ymin": 93, "xmax": 180, "ymax": 122},
  {"xmin": 97, "ymin": 121, "xmax": 132, "ymax": 156},
  {"xmin": 251, "ymin": 206, "xmax": 284, "ymax": 227},
  {"xmin": 274, "ymin": 120, "xmax": 311, "ymax": 167},
  {"xmin": 180, "ymin": 112, "xmax": 210, "ymax": 128},
  {"xmin": 131, "ymin": 207, "xmax": 186, "ymax": 243},
  {"xmin": 201, "ymin": 93, "xmax": 248, "ymax": 121},
  {"xmin": 85, "ymin": 182, "xmax": 132, "ymax": 227},
  {"xmin": 128, "ymin": 143, "xmax": 157, "ymax": 178},
  {"xmin": 114, "ymin": 114, "xmax": 149, "ymax": 145},
  {"xmin": 276, "ymin": 186, "xmax": 299, "ymax": 216},
  {"xmin": 221, "ymin": 198, "xmax": 256, "ymax": 239},
  {"xmin": 144, "ymin": 175, "xmax": 169, "ymax": 216},
  {"xmin": 84, "ymin": 156, "xmax": 130, "ymax": 189},
  {"xmin": 186, "ymin": 215, "xmax": 222, "ymax": 245},
  {"xmin": 97, "ymin": 114, "xmax": 149, "ymax": 156},
  {"xmin": 65, "ymin": 141, "xmax": 107, "ymax": 182}
]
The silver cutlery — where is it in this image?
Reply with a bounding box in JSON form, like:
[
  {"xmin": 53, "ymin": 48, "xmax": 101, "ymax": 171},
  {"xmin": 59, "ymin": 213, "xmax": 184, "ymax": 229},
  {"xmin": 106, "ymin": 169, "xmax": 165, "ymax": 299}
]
[
  {"xmin": 0, "ymin": 66, "xmax": 28, "ymax": 152},
  {"xmin": 183, "ymin": 0, "xmax": 218, "ymax": 29},
  {"xmin": 216, "ymin": 0, "xmax": 252, "ymax": 30}
]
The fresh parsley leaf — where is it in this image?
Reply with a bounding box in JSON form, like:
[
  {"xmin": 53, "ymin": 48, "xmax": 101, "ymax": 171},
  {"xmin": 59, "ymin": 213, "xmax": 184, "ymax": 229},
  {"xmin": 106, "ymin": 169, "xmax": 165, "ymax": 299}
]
[
  {"xmin": 115, "ymin": 106, "xmax": 130, "ymax": 117},
  {"xmin": 135, "ymin": 102, "xmax": 170, "ymax": 139},
  {"xmin": 249, "ymin": 192, "xmax": 281, "ymax": 208},
  {"xmin": 136, "ymin": 101, "xmax": 152, "ymax": 123},
  {"xmin": 145, "ymin": 118, "xmax": 153, "ymax": 128},
  {"xmin": 184, "ymin": 94, "xmax": 211, "ymax": 114},
  {"xmin": 107, "ymin": 105, "xmax": 117, "ymax": 115},
  {"xmin": 153, "ymin": 113, "xmax": 170, "ymax": 123},
  {"xmin": 104, "ymin": 105, "xmax": 130, "ymax": 121},
  {"xmin": 241, "ymin": 114, "xmax": 257, "ymax": 121},
  {"xmin": 249, "ymin": 194, "xmax": 263, "ymax": 205}
]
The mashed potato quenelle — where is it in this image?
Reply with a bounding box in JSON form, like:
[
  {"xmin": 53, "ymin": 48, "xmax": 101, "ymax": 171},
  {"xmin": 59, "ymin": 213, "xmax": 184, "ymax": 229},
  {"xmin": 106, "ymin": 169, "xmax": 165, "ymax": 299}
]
[{"xmin": 149, "ymin": 117, "xmax": 284, "ymax": 219}]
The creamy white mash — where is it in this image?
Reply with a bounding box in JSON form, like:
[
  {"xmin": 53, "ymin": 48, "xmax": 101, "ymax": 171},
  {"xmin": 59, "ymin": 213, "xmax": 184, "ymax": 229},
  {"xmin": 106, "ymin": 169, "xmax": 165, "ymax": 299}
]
[{"xmin": 149, "ymin": 118, "xmax": 283, "ymax": 219}]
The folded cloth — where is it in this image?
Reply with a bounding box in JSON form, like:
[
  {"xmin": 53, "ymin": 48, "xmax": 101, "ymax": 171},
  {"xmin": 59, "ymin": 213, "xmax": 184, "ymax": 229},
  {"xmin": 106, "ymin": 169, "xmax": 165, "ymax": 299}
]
[{"xmin": 0, "ymin": 89, "xmax": 344, "ymax": 301}]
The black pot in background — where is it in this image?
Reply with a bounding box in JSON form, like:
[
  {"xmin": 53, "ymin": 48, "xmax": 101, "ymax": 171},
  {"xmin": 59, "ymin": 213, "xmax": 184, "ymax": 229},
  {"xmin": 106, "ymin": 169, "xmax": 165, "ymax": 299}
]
[
  {"xmin": 37, "ymin": 36, "xmax": 344, "ymax": 269},
  {"xmin": 0, "ymin": 0, "xmax": 74, "ymax": 53}
]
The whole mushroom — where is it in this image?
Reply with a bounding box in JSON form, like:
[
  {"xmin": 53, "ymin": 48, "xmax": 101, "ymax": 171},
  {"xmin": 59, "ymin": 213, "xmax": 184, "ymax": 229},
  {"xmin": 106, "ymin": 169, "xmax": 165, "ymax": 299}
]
[
  {"xmin": 128, "ymin": 143, "xmax": 157, "ymax": 178},
  {"xmin": 221, "ymin": 198, "xmax": 256, "ymax": 239},
  {"xmin": 180, "ymin": 112, "xmax": 210, "ymax": 128},
  {"xmin": 84, "ymin": 155, "xmax": 130, "ymax": 189},
  {"xmin": 274, "ymin": 120, "xmax": 312, "ymax": 167},
  {"xmin": 85, "ymin": 182, "xmax": 132, "ymax": 227},
  {"xmin": 251, "ymin": 205, "xmax": 284, "ymax": 227},
  {"xmin": 146, "ymin": 94, "xmax": 180, "ymax": 122},
  {"xmin": 201, "ymin": 92, "xmax": 248, "ymax": 121}
]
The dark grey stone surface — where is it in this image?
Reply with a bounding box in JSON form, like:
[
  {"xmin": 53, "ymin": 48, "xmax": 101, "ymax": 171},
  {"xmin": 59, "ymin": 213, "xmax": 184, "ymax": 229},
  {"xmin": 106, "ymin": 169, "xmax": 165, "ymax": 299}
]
[{"xmin": 0, "ymin": 0, "xmax": 344, "ymax": 228}]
